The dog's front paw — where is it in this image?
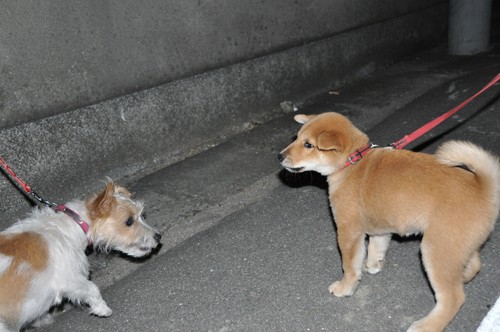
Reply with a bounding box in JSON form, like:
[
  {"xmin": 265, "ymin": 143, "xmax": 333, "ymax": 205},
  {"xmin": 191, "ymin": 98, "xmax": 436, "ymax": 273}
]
[
  {"xmin": 90, "ymin": 301, "xmax": 113, "ymax": 317},
  {"xmin": 328, "ymin": 279, "xmax": 359, "ymax": 297},
  {"xmin": 364, "ymin": 258, "xmax": 385, "ymax": 274},
  {"xmin": 407, "ymin": 323, "xmax": 423, "ymax": 332},
  {"xmin": 31, "ymin": 313, "xmax": 54, "ymax": 328},
  {"xmin": 407, "ymin": 318, "xmax": 434, "ymax": 332}
]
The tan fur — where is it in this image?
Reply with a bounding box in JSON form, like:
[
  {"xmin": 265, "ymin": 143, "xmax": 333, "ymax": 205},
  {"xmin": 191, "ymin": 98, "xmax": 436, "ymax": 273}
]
[
  {"xmin": 0, "ymin": 233, "xmax": 48, "ymax": 326},
  {"xmin": 279, "ymin": 112, "xmax": 500, "ymax": 332},
  {"xmin": 86, "ymin": 183, "xmax": 151, "ymax": 252}
]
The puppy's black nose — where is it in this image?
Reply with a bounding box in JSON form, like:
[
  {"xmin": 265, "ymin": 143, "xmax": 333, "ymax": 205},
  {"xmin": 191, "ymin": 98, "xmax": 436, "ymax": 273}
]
[
  {"xmin": 154, "ymin": 233, "xmax": 162, "ymax": 242},
  {"xmin": 278, "ymin": 153, "xmax": 285, "ymax": 163}
]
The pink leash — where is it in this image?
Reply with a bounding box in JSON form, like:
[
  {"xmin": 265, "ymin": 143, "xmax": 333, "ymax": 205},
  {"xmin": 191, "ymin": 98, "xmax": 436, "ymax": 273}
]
[
  {"xmin": 390, "ymin": 72, "xmax": 500, "ymax": 150},
  {"xmin": 343, "ymin": 72, "xmax": 500, "ymax": 168}
]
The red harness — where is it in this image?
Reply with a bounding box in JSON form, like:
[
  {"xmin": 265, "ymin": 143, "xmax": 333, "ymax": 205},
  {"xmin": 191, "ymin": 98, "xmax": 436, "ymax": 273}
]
[{"xmin": 342, "ymin": 72, "xmax": 500, "ymax": 169}]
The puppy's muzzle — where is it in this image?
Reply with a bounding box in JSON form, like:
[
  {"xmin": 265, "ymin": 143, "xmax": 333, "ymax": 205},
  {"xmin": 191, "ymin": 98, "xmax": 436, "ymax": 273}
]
[{"xmin": 278, "ymin": 153, "xmax": 304, "ymax": 173}]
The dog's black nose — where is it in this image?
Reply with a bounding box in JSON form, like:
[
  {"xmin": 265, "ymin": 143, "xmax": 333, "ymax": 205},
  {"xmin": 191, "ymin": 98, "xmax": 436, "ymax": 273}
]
[
  {"xmin": 154, "ymin": 233, "xmax": 162, "ymax": 242},
  {"xmin": 278, "ymin": 153, "xmax": 285, "ymax": 163}
]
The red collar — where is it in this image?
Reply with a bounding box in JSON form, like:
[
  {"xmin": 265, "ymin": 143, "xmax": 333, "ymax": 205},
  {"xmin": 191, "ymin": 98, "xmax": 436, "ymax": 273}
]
[
  {"xmin": 341, "ymin": 143, "xmax": 379, "ymax": 170},
  {"xmin": 54, "ymin": 205, "xmax": 90, "ymax": 234}
]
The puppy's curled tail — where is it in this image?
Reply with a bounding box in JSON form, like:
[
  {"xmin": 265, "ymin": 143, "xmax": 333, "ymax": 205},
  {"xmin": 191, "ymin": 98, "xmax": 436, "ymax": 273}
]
[{"xmin": 436, "ymin": 140, "xmax": 500, "ymax": 216}]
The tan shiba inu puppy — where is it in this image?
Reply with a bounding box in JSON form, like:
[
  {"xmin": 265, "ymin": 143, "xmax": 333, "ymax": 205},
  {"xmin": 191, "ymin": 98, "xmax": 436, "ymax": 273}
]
[{"xmin": 279, "ymin": 112, "xmax": 499, "ymax": 332}]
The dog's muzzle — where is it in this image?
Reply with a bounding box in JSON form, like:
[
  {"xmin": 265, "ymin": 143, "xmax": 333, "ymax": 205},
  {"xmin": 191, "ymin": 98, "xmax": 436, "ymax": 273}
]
[{"xmin": 278, "ymin": 153, "xmax": 304, "ymax": 173}]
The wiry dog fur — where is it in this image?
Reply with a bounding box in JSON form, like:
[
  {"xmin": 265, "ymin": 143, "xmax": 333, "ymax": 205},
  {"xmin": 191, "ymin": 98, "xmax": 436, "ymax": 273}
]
[
  {"xmin": 0, "ymin": 181, "xmax": 161, "ymax": 332},
  {"xmin": 279, "ymin": 112, "xmax": 500, "ymax": 332}
]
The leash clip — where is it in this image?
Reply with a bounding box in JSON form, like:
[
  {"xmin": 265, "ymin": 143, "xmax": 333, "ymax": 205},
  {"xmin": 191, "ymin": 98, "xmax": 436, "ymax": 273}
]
[{"xmin": 29, "ymin": 190, "xmax": 57, "ymax": 208}]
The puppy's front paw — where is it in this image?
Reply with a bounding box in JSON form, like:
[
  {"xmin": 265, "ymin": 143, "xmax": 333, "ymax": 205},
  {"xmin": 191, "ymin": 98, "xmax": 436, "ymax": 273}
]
[
  {"xmin": 90, "ymin": 301, "xmax": 113, "ymax": 317},
  {"xmin": 364, "ymin": 259, "xmax": 385, "ymax": 274},
  {"xmin": 406, "ymin": 323, "xmax": 423, "ymax": 332},
  {"xmin": 407, "ymin": 318, "xmax": 433, "ymax": 332},
  {"xmin": 328, "ymin": 279, "xmax": 359, "ymax": 297}
]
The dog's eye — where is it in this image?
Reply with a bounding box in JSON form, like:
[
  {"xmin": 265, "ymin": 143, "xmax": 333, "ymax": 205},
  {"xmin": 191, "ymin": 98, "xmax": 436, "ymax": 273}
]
[
  {"xmin": 125, "ymin": 217, "xmax": 135, "ymax": 226},
  {"xmin": 304, "ymin": 142, "xmax": 314, "ymax": 149}
]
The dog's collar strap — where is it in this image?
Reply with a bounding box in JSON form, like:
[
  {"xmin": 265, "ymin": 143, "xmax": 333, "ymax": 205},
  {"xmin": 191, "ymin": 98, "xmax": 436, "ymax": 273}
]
[
  {"xmin": 341, "ymin": 143, "xmax": 380, "ymax": 169},
  {"xmin": 54, "ymin": 205, "xmax": 90, "ymax": 234}
]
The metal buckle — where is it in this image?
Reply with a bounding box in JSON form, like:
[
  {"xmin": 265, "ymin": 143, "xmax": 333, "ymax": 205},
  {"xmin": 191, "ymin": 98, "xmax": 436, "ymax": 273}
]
[
  {"xmin": 347, "ymin": 143, "xmax": 379, "ymax": 165},
  {"xmin": 348, "ymin": 150, "xmax": 363, "ymax": 165}
]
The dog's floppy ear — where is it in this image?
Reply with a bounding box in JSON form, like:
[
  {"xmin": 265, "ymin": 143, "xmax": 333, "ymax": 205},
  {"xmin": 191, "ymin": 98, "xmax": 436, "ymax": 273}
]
[
  {"xmin": 294, "ymin": 114, "xmax": 316, "ymax": 124},
  {"xmin": 87, "ymin": 182, "xmax": 116, "ymax": 219},
  {"xmin": 317, "ymin": 131, "xmax": 345, "ymax": 152}
]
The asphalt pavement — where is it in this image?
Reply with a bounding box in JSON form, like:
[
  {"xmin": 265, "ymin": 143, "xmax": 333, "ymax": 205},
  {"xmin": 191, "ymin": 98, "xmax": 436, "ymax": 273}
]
[{"xmin": 39, "ymin": 44, "xmax": 500, "ymax": 332}]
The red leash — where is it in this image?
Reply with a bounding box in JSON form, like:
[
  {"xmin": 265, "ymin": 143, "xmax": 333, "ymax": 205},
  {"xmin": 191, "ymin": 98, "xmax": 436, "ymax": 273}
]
[
  {"xmin": 0, "ymin": 156, "xmax": 90, "ymax": 234},
  {"xmin": 0, "ymin": 156, "xmax": 56, "ymax": 207},
  {"xmin": 344, "ymin": 72, "xmax": 500, "ymax": 167},
  {"xmin": 0, "ymin": 156, "xmax": 32, "ymax": 193},
  {"xmin": 390, "ymin": 72, "xmax": 500, "ymax": 149}
]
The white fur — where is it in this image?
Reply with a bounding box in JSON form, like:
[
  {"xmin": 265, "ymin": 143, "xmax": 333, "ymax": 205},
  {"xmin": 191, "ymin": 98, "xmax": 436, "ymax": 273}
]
[
  {"xmin": 0, "ymin": 192, "xmax": 160, "ymax": 331},
  {"xmin": 0, "ymin": 255, "xmax": 13, "ymax": 273},
  {"xmin": 0, "ymin": 203, "xmax": 92, "ymax": 331}
]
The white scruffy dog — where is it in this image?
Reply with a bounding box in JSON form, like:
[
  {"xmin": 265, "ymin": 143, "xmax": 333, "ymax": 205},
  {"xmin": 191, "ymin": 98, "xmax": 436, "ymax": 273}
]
[{"xmin": 0, "ymin": 181, "xmax": 161, "ymax": 331}]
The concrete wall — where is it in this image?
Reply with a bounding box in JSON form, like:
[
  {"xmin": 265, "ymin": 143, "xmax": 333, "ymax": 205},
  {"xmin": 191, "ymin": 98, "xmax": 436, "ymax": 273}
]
[
  {"xmin": 1, "ymin": 0, "xmax": 444, "ymax": 129},
  {"xmin": 0, "ymin": 0, "xmax": 447, "ymax": 225}
]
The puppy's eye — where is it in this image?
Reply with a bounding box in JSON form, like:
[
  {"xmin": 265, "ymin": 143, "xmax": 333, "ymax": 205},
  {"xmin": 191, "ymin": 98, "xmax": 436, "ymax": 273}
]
[
  {"xmin": 304, "ymin": 142, "xmax": 314, "ymax": 149},
  {"xmin": 125, "ymin": 217, "xmax": 135, "ymax": 227}
]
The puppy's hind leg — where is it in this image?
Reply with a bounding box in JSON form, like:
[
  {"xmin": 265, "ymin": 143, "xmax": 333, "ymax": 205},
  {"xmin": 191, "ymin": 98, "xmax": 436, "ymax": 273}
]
[
  {"xmin": 365, "ymin": 234, "xmax": 391, "ymax": 274},
  {"xmin": 408, "ymin": 232, "xmax": 466, "ymax": 332},
  {"xmin": 329, "ymin": 222, "xmax": 366, "ymax": 297},
  {"xmin": 463, "ymin": 250, "xmax": 481, "ymax": 283}
]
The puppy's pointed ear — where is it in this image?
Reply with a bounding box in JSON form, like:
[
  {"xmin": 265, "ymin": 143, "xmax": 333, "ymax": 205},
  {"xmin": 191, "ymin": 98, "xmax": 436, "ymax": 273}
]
[
  {"xmin": 86, "ymin": 182, "xmax": 116, "ymax": 219},
  {"xmin": 294, "ymin": 114, "xmax": 316, "ymax": 124},
  {"xmin": 317, "ymin": 131, "xmax": 345, "ymax": 152}
]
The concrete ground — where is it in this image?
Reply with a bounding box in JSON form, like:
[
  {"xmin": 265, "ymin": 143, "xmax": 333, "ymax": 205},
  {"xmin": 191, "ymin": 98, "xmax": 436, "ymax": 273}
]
[{"xmin": 38, "ymin": 44, "xmax": 500, "ymax": 331}]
